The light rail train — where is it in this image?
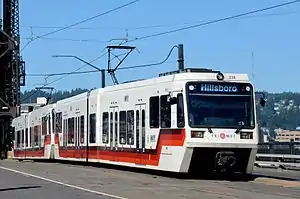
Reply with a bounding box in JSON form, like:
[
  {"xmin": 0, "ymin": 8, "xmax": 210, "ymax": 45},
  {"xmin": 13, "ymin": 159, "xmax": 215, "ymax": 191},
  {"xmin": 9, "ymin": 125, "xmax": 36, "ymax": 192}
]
[{"xmin": 11, "ymin": 68, "xmax": 266, "ymax": 174}]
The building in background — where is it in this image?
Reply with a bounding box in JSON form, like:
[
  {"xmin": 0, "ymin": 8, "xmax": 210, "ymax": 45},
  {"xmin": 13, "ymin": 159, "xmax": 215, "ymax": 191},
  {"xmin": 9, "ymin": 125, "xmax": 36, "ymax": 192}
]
[{"xmin": 275, "ymin": 128, "xmax": 300, "ymax": 142}]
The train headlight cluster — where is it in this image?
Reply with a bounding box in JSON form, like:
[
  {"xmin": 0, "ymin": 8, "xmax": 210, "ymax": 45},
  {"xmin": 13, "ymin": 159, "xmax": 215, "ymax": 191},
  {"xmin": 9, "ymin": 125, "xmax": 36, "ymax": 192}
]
[
  {"xmin": 240, "ymin": 132, "xmax": 253, "ymax": 139},
  {"xmin": 191, "ymin": 131, "xmax": 205, "ymax": 138}
]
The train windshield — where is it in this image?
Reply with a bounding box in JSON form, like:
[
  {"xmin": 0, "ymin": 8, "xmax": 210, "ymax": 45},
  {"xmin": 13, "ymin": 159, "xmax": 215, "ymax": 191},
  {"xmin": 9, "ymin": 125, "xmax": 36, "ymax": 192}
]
[{"xmin": 186, "ymin": 81, "xmax": 255, "ymax": 129}]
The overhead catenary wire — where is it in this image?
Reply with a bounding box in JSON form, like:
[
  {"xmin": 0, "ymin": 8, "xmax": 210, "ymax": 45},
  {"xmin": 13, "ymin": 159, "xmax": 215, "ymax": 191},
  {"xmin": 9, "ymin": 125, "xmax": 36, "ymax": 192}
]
[
  {"xmin": 21, "ymin": 11, "xmax": 298, "ymax": 32},
  {"xmin": 26, "ymin": 45, "xmax": 178, "ymax": 77},
  {"xmin": 126, "ymin": 0, "xmax": 300, "ymax": 43},
  {"xmin": 20, "ymin": 11, "xmax": 298, "ymax": 44},
  {"xmin": 20, "ymin": 0, "xmax": 140, "ymax": 52}
]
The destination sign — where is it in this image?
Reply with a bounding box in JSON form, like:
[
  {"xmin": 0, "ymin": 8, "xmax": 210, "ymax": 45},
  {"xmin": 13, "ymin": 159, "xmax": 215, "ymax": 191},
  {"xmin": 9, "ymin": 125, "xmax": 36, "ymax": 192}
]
[{"xmin": 187, "ymin": 82, "xmax": 253, "ymax": 95}]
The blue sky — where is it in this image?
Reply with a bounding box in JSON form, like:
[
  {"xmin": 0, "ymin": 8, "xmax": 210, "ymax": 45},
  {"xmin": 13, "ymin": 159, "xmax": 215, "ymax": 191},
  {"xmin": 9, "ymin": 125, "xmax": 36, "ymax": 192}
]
[{"xmin": 16, "ymin": 0, "xmax": 300, "ymax": 93}]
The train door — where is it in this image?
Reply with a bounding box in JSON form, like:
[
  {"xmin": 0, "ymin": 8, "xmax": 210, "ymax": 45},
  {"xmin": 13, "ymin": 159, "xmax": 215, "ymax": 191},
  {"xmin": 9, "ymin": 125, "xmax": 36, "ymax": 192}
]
[
  {"xmin": 74, "ymin": 116, "xmax": 79, "ymax": 148},
  {"xmin": 109, "ymin": 107, "xmax": 119, "ymax": 151},
  {"xmin": 135, "ymin": 104, "xmax": 146, "ymax": 164}
]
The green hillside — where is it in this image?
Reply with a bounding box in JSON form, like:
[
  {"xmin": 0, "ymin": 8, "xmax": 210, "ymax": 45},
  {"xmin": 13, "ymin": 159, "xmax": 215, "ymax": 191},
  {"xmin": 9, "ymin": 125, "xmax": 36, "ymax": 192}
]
[{"xmin": 21, "ymin": 89, "xmax": 300, "ymax": 138}]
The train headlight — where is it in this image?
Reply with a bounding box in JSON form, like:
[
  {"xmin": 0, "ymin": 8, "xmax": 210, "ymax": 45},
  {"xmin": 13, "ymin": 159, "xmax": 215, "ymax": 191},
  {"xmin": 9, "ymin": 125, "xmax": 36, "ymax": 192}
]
[
  {"xmin": 216, "ymin": 72, "xmax": 224, "ymax": 81},
  {"xmin": 191, "ymin": 131, "xmax": 205, "ymax": 138},
  {"xmin": 240, "ymin": 132, "xmax": 253, "ymax": 139}
]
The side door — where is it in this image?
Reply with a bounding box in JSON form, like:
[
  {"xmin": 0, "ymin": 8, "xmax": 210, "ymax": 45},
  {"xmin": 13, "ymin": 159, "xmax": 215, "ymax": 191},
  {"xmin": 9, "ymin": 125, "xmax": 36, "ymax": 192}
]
[{"xmin": 135, "ymin": 104, "xmax": 146, "ymax": 164}]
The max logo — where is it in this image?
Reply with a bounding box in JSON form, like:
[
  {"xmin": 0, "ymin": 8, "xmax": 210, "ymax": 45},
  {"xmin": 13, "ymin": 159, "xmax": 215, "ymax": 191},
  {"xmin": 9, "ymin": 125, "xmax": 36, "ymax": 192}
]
[{"xmin": 220, "ymin": 133, "xmax": 226, "ymax": 139}]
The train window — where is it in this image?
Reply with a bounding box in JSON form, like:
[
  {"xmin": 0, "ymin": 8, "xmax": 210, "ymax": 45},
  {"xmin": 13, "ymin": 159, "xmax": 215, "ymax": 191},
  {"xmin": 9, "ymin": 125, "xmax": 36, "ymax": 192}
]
[
  {"xmin": 136, "ymin": 110, "xmax": 140, "ymax": 148},
  {"xmin": 110, "ymin": 112, "xmax": 113, "ymax": 144},
  {"xmin": 48, "ymin": 115, "xmax": 51, "ymax": 134},
  {"xmin": 127, "ymin": 110, "xmax": 134, "ymax": 145},
  {"xmin": 55, "ymin": 112, "xmax": 62, "ymax": 134},
  {"xmin": 30, "ymin": 127, "xmax": 34, "ymax": 147},
  {"xmin": 80, "ymin": 115, "xmax": 84, "ymax": 143},
  {"xmin": 114, "ymin": 112, "xmax": 118, "ymax": 146},
  {"xmin": 177, "ymin": 93, "xmax": 185, "ymax": 128},
  {"xmin": 89, "ymin": 114, "xmax": 96, "ymax": 143},
  {"xmin": 149, "ymin": 96, "xmax": 159, "ymax": 128},
  {"xmin": 16, "ymin": 131, "xmax": 20, "ymax": 148},
  {"xmin": 142, "ymin": 109, "xmax": 145, "ymax": 148},
  {"xmin": 63, "ymin": 119, "xmax": 67, "ymax": 146},
  {"xmin": 119, "ymin": 111, "xmax": 126, "ymax": 144},
  {"xmin": 25, "ymin": 128, "xmax": 28, "ymax": 147},
  {"xmin": 34, "ymin": 126, "xmax": 39, "ymax": 147},
  {"xmin": 102, "ymin": 112, "xmax": 109, "ymax": 143},
  {"xmin": 160, "ymin": 95, "xmax": 171, "ymax": 128},
  {"xmin": 68, "ymin": 118, "xmax": 75, "ymax": 144},
  {"xmin": 21, "ymin": 130, "xmax": 24, "ymax": 148},
  {"xmin": 42, "ymin": 116, "xmax": 47, "ymax": 135}
]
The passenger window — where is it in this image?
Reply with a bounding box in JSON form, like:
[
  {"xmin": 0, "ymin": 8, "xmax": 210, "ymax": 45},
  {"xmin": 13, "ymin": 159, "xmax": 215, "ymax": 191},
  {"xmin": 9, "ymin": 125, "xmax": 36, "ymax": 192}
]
[
  {"xmin": 55, "ymin": 112, "xmax": 62, "ymax": 134},
  {"xmin": 127, "ymin": 110, "xmax": 134, "ymax": 145},
  {"xmin": 160, "ymin": 95, "xmax": 171, "ymax": 128},
  {"xmin": 68, "ymin": 118, "xmax": 74, "ymax": 144},
  {"xmin": 142, "ymin": 109, "xmax": 145, "ymax": 148},
  {"xmin": 149, "ymin": 96, "xmax": 159, "ymax": 128},
  {"xmin": 110, "ymin": 112, "xmax": 113, "ymax": 144},
  {"xmin": 177, "ymin": 93, "xmax": 185, "ymax": 127},
  {"xmin": 80, "ymin": 115, "xmax": 84, "ymax": 143},
  {"xmin": 42, "ymin": 116, "xmax": 47, "ymax": 135},
  {"xmin": 114, "ymin": 112, "xmax": 118, "ymax": 145},
  {"xmin": 119, "ymin": 111, "xmax": 126, "ymax": 144},
  {"xmin": 102, "ymin": 112, "xmax": 109, "ymax": 143},
  {"xmin": 89, "ymin": 114, "xmax": 96, "ymax": 143}
]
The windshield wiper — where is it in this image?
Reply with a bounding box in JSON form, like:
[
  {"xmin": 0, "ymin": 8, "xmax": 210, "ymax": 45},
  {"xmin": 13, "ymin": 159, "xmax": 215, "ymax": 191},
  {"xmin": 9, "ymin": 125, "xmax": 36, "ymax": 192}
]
[
  {"xmin": 208, "ymin": 127, "xmax": 213, "ymax": 133},
  {"xmin": 235, "ymin": 121, "xmax": 245, "ymax": 134}
]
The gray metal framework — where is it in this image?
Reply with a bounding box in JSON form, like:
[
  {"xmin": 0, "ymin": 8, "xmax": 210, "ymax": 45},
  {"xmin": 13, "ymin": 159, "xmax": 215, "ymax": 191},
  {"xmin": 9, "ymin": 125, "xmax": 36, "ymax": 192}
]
[{"xmin": 0, "ymin": 0, "xmax": 25, "ymax": 159}]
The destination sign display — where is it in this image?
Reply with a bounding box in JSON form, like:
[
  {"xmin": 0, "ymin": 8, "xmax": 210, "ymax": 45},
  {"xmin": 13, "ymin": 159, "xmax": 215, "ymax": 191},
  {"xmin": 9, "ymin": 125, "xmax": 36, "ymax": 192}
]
[{"xmin": 187, "ymin": 82, "xmax": 253, "ymax": 95}]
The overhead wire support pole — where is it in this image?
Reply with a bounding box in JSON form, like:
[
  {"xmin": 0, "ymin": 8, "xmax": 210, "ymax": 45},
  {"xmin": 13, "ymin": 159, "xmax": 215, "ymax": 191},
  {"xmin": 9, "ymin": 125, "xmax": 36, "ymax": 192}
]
[
  {"xmin": 52, "ymin": 55, "xmax": 106, "ymax": 88},
  {"xmin": 107, "ymin": 45, "xmax": 136, "ymax": 85}
]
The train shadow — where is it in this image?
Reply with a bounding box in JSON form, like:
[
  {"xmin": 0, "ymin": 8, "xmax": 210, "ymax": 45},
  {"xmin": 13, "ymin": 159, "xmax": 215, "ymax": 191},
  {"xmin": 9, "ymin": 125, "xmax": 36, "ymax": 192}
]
[{"xmin": 28, "ymin": 159, "xmax": 256, "ymax": 182}]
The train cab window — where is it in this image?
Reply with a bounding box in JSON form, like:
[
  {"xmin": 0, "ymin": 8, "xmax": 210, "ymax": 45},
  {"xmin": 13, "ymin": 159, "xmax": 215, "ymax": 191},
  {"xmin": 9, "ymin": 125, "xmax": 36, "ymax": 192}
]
[
  {"xmin": 160, "ymin": 95, "xmax": 171, "ymax": 128},
  {"xmin": 177, "ymin": 93, "xmax": 185, "ymax": 128},
  {"xmin": 149, "ymin": 96, "xmax": 159, "ymax": 128},
  {"xmin": 89, "ymin": 113, "xmax": 96, "ymax": 143},
  {"xmin": 127, "ymin": 110, "xmax": 134, "ymax": 145},
  {"xmin": 119, "ymin": 111, "xmax": 126, "ymax": 145}
]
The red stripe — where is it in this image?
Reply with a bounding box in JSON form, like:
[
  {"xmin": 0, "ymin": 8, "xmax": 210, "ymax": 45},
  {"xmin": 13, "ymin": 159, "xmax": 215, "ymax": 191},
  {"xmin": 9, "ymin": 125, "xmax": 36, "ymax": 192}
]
[
  {"xmin": 59, "ymin": 129, "xmax": 186, "ymax": 166},
  {"xmin": 14, "ymin": 149, "xmax": 44, "ymax": 157}
]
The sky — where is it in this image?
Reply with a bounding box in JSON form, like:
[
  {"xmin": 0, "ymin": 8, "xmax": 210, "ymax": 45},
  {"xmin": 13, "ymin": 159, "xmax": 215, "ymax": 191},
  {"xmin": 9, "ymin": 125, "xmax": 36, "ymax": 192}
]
[{"xmin": 10, "ymin": 0, "xmax": 300, "ymax": 93}]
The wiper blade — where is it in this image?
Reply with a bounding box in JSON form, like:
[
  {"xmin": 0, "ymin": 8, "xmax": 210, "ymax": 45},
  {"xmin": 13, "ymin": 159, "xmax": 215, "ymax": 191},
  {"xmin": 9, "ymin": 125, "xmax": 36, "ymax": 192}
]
[{"xmin": 235, "ymin": 121, "xmax": 245, "ymax": 134}]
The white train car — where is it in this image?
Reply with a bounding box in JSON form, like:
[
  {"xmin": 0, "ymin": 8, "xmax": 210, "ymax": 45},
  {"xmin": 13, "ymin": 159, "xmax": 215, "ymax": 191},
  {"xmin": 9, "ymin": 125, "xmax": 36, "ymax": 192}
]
[
  {"xmin": 12, "ymin": 104, "xmax": 55, "ymax": 159},
  {"xmin": 12, "ymin": 68, "xmax": 266, "ymax": 174}
]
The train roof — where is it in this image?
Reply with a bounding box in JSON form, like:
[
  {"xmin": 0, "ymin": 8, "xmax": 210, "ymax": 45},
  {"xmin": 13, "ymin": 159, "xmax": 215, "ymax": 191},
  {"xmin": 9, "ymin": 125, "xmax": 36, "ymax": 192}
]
[{"xmin": 94, "ymin": 68, "xmax": 250, "ymax": 94}]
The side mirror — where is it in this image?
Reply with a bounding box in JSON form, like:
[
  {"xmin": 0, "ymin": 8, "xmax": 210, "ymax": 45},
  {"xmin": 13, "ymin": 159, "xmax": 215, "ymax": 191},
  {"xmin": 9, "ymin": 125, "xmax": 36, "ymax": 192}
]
[
  {"xmin": 259, "ymin": 97, "xmax": 266, "ymax": 107},
  {"xmin": 256, "ymin": 91, "xmax": 266, "ymax": 107}
]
